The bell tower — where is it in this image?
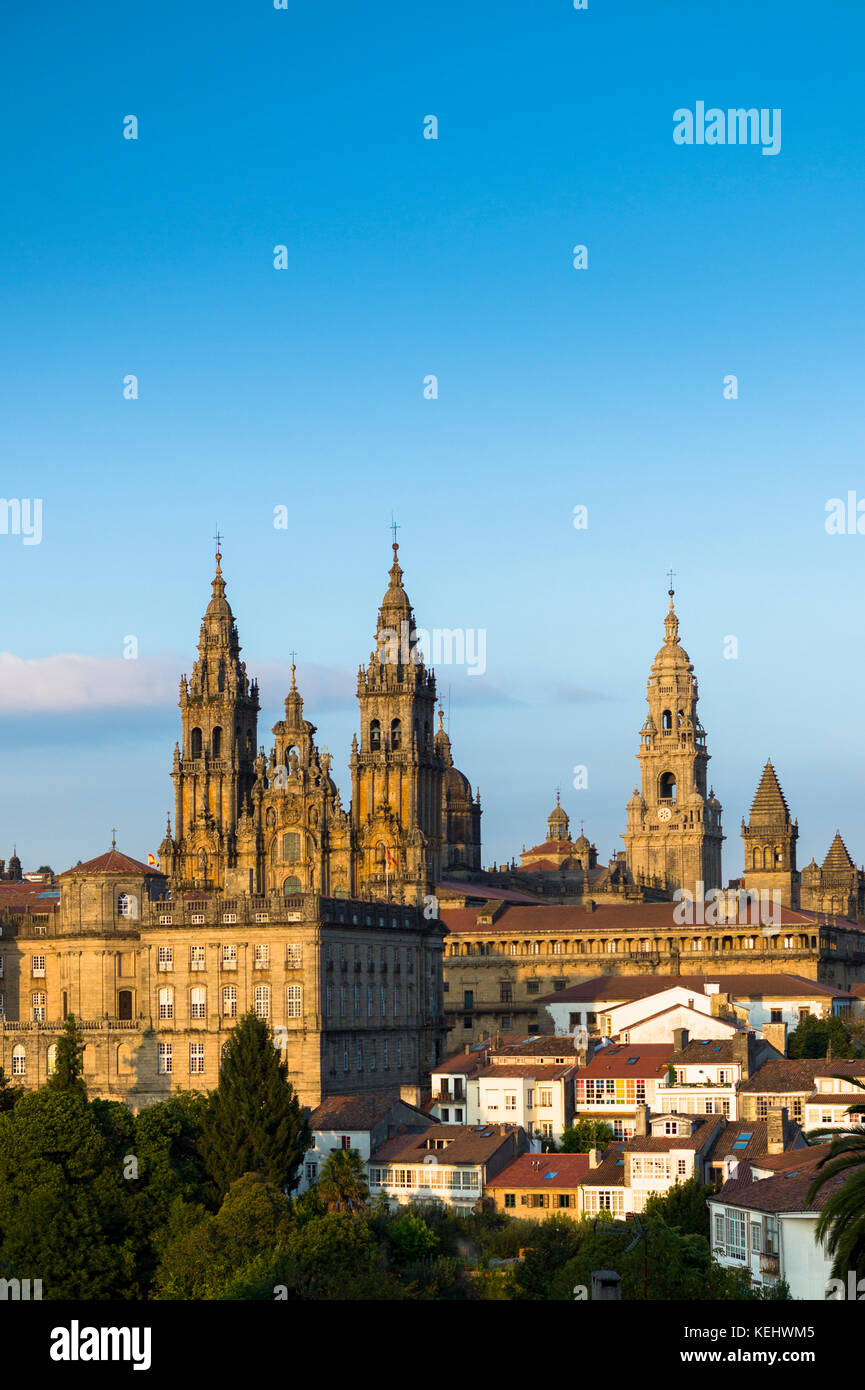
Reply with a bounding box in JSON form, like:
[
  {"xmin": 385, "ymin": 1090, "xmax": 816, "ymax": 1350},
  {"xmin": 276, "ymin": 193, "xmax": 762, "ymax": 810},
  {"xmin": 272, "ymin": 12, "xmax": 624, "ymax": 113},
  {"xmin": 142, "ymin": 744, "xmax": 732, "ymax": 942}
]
[
  {"xmin": 623, "ymin": 581, "xmax": 724, "ymax": 895},
  {"xmin": 350, "ymin": 540, "xmax": 443, "ymax": 902},
  {"xmin": 742, "ymin": 761, "xmax": 799, "ymax": 908},
  {"xmin": 163, "ymin": 541, "xmax": 260, "ymax": 889}
]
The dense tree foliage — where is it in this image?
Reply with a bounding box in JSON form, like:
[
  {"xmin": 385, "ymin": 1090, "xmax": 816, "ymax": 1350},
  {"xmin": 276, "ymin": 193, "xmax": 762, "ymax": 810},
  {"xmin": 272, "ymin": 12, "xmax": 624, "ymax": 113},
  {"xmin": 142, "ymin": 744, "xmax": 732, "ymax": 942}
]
[
  {"xmin": 560, "ymin": 1119, "xmax": 615, "ymax": 1153},
  {"xmin": 788, "ymin": 1013, "xmax": 860, "ymax": 1059}
]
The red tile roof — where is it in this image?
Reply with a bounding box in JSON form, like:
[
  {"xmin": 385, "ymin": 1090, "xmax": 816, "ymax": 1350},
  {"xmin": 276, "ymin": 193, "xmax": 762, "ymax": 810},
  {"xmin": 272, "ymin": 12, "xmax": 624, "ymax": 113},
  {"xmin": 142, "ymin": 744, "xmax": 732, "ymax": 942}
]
[
  {"xmin": 739, "ymin": 1059, "xmax": 865, "ymax": 1094},
  {"xmin": 309, "ymin": 1094, "xmax": 428, "ymax": 1131},
  {"xmin": 370, "ymin": 1123, "xmax": 522, "ymax": 1165},
  {"xmin": 536, "ymin": 974, "xmax": 851, "ymax": 1005},
  {"xmin": 440, "ymin": 903, "xmax": 857, "ymax": 935},
  {"xmin": 487, "ymin": 1153, "xmax": 591, "ymax": 1190},
  {"xmin": 577, "ymin": 1043, "xmax": 674, "ymax": 1079},
  {"xmin": 713, "ymin": 1150, "xmax": 845, "ymax": 1214},
  {"xmin": 59, "ymin": 849, "xmax": 165, "ymax": 878}
]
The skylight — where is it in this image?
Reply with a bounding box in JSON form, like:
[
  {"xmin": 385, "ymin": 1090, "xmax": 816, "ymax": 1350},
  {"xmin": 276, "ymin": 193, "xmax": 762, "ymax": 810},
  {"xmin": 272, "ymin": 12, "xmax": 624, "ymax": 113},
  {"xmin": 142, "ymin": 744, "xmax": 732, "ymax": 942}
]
[
  {"xmin": 543, "ymin": 1171, "xmax": 559, "ymax": 1180},
  {"xmin": 627, "ymin": 1057, "xmax": 638, "ymax": 1065},
  {"xmin": 731, "ymin": 1141, "xmax": 749, "ymax": 1150}
]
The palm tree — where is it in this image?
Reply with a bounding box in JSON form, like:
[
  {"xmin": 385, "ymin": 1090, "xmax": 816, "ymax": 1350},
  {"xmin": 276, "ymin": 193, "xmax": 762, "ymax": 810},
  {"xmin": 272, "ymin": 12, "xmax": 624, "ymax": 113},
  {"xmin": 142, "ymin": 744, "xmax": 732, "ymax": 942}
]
[
  {"xmin": 317, "ymin": 1148, "xmax": 370, "ymax": 1213},
  {"xmin": 807, "ymin": 1075, "xmax": 865, "ymax": 1279}
]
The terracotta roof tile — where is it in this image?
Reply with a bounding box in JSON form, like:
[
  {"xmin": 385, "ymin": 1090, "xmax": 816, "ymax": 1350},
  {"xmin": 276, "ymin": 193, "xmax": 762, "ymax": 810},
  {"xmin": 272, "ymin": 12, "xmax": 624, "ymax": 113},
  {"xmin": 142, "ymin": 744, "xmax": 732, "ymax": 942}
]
[{"xmin": 487, "ymin": 1153, "xmax": 591, "ymax": 1190}]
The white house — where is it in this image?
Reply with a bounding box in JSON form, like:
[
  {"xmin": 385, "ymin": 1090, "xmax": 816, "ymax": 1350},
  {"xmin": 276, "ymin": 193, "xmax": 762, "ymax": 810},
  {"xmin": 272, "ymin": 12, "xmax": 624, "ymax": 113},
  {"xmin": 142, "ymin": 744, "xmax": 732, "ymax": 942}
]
[
  {"xmin": 574, "ymin": 1043, "xmax": 674, "ymax": 1140},
  {"xmin": 657, "ymin": 1030, "xmax": 781, "ymax": 1121},
  {"xmin": 475, "ymin": 1060, "xmax": 576, "ymax": 1142},
  {"xmin": 298, "ymin": 1093, "xmax": 433, "ymax": 1193},
  {"xmin": 368, "ymin": 1123, "xmax": 530, "ymax": 1210},
  {"xmin": 709, "ymin": 1144, "xmax": 844, "ymax": 1299}
]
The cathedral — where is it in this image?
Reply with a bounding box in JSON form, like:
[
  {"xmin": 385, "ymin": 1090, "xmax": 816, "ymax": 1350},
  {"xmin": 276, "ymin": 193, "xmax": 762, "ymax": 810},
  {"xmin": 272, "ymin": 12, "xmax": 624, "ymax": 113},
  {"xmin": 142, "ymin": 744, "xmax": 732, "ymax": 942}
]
[{"xmin": 158, "ymin": 540, "xmax": 482, "ymax": 904}]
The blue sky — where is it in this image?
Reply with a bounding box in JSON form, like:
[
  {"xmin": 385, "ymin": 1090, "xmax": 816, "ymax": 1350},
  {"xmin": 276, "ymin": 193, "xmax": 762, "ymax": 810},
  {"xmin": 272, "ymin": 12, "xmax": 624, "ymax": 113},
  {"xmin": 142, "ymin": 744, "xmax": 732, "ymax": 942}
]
[{"xmin": 1, "ymin": 0, "xmax": 864, "ymax": 875}]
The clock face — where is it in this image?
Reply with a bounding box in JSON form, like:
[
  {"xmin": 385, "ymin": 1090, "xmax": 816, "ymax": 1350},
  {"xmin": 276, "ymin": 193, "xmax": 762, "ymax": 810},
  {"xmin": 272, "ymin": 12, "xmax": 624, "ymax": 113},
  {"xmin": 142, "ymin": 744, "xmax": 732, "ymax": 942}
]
[{"xmin": 657, "ymin": 806, "xmax": 673, "ymax": 822}]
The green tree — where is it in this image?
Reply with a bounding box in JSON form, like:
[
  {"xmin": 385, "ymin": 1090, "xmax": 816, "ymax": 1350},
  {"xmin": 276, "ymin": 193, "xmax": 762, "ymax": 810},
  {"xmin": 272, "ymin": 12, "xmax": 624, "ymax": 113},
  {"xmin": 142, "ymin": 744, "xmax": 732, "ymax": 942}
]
[
  {"xmin": 643, "ymin": 1176, "xmax": 713, "ymax": 1238},
  {"xmin": 47, "ymin": 1013, "xmax": 87, "ymax": 1097},
  {"xmin": 560, "ymin": 1119, "xmax": 614, "ymax": 1153},
  {"xmin": 788, "ymin": 1013, "xmax": 857, "ymax": 1059},
  {"xmin": 268, "ymin": 1212, "xmax": 399, "ymax": 1300},
  {"xmin": 388, "ymin": 1210, "xmax": 439, "ymax": 1264},
  {"xmin": 317, "ymin": 1147, "xmax": 370, "ymax": 1212},
  {"xmin": 510, "ymin": 1214, "xmax": 584, "ymax": 1298},
  {"xmin": 154, "ymin": 1173, "xmax": 295, "ymax": 1299},
  {"xmin": 808, "ymin": 1078, "xmax": 865, "ymax": 1279},
  {"xmin": 0, "ymin": 1089, "xmax": 140, "ymax": 1298},
  {"xmin": 200, "ymin": 1013, "xmax": 311, "ymax": 1198}
]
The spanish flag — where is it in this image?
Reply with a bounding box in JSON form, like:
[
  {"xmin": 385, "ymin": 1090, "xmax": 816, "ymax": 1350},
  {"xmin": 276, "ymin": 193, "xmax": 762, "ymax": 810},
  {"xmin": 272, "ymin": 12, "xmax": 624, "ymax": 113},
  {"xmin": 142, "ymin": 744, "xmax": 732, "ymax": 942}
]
[
  {"xmin": 148, "ymin": 853, "xmax": 159, "ymax": 869},
  {"xmin": 385, "ymin": 848, "xmax": 396, "ymax": 867}
]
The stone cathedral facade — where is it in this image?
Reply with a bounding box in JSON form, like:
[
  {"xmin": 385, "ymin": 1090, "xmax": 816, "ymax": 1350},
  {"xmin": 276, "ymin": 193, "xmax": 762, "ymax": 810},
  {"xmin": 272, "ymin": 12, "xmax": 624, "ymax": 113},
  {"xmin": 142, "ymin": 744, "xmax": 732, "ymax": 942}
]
[{"xmin": 159, "ymin": 542, "xmax": 482, "ymax": 903}]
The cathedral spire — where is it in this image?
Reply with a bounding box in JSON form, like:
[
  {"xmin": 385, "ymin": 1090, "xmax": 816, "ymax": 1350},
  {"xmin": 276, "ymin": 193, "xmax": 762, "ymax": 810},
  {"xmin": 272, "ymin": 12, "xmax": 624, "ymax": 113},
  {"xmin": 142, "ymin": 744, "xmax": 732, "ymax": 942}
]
[{"xmin": 664, "ymin": 571, "xmax": 679, "ymax": 646}]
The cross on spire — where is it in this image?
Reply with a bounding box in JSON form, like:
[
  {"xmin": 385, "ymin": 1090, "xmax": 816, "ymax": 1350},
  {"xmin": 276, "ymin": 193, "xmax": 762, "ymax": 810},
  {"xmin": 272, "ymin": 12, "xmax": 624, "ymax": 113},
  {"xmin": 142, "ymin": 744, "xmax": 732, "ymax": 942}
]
[
  {"xmin": 667, "ymin": 567, "xmax": 676, "ymax": 596},
  {"xmin": 214, "ymin": 527, "xmax": 223, "ymax": 554},
  {"xmin": 111, "ymin": 828, "xmax": 116, "ymax": 849},
  {"xmin": 390, "ymin": 513, "xmax": 400, "ymax": 548}
]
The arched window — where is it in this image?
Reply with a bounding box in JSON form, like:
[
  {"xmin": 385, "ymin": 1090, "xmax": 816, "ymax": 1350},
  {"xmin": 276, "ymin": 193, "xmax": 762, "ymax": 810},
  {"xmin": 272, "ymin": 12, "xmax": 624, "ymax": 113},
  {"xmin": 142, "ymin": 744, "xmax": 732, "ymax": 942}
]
[
  {"xmin": 46, "ymin": 1043, "xmax": 57, "ymax": 1076},
  {"xmin": 212, "ymin": 726, "xmax": 222, "ymax": 758},
  {"xmin": 752, "ymin": 849, "xmax": 760, "ymax": 870},
  {"xmin": 375, "ymin": 843, "xmax": 386, "ymax": 869},
  {"xmin": 117, "ymin": 892, "xmax": 138, "ymax": 919},
  {"xmin": 190, "ymin": 986, "xmax": 206, "ymax": 1020},
  {"xmin": 117, "ymin": 990, "xmax": 133, "ymax": 1021},
  {"xmin": 370, "ymin": 719, "xmax": 381, "ymax": 750},
  {"xmin": 11, "ymin": 1045, "xmax": 25, "ymax": 1076},
  {"xmin": 282, "ymin": 876, "xmax": 301, "ymax": 895},
  {"xmin": 158, "ymin": 987, "xmax": 174, "ymax": 1020},
  {"xmin": 391, "ymin": 718, "xmax": 401, "ymax": 749},
  {"xmin": 659, "ymin": 772, "xmax": 676, "ymax": 801},
  {"xmin": 662, "ymin": 709, "xmax": 673, "ymax": 731},
  {"xmin": 763, "ymin": 848, "xmax": 771, "ymax": 869},
  {"xmin": 191, "ymin": 727, "xmax": 203, "ymax": 759},
  {"xmin": 222, "ymin": 986, "xmax": 237, "ymax": 1018},
  {"xmin": 282, "ymin": 832, "xmax": 301, "ymax": 862},
  {"xmin": 254, "ymin": 985, "xmax": 270, "ymax": 1020},
  {"xmin": 31, "ymin": 991, "xmax": 46, "ymax": 1022}
]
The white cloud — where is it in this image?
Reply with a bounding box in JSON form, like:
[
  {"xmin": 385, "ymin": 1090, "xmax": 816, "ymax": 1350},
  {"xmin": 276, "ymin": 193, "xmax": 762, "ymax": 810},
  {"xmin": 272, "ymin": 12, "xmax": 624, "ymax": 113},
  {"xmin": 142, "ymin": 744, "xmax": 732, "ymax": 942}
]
[{"xmin": 0, "ymin": 651, "xmax": 179, "ymax": 713}]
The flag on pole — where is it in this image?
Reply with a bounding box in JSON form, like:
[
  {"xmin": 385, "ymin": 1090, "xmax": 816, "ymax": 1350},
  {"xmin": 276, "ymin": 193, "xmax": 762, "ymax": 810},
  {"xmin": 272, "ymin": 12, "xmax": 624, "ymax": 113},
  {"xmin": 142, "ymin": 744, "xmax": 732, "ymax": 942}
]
[{"xmin": 147, "ymin": 853, "xmax": 159, "ymax": 869}]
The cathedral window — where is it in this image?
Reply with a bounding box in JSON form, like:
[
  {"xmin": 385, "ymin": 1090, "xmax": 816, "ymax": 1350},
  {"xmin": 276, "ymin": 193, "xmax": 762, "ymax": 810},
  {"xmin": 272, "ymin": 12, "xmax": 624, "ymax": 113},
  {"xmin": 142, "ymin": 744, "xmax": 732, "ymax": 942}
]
[
  {"xmin": 391, "ymin": 718, "xmax": 402, "ymax": 749},
  {"xmin": 370, "ymin": 719, "xmax": 381, "ymax": 750},
  {"xmin": 212, "ymin": 727, "xmax": 222, "ymax": 758},
  {"xmin": 191, "ymin": 728, "xmax": 203, "ymax": 759},
  {"xmin": 659, "ymin": 772, "xmax": 677, "ymax": 801},
  {"xmin": 282, "ymin": 833, "xmax": 301, "ymax": 862},
  {"xmin": 282, "ymin": 876, "xmax": 301, "ymax": 895}
]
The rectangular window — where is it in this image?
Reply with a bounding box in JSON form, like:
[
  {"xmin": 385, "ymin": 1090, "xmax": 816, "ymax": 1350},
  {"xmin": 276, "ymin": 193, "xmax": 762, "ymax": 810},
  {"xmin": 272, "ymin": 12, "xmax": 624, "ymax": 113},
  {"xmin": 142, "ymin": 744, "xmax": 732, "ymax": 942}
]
[
  {"xmin": 189, "ymin": 1042, "xmax": 205, "ymax": 1075},
  {"xmin": 380, "ymin": 986, "xmax": 387, "ymax": 1017},
  {"xmin": 713, "ymin": 1212, "xmax": 724, "ymax": 1244},
  {"xmin": 504, "ymin": 1093, "xmax": 517, "ymax": 1111},
  {"xmin": 158, "ymin": 987, "xmax": 174, "ymax": 1020},
  {"xmin": 254, "ymin": 985, "xmax": 270, "ymax": 1020},
  {"xmin": 156, "ymin": 947, "xmax": 172, "ymax": 973},
  {"xmin": 190, "ymin": 987, "xmax": 206, "ymax": 1020},
  {"xmin": 343, "ymin": 1043, "xmax": 349, "ymax": 1072},
  {"xmin": 356, "ymin": 1042, "xmax": 363, "ymax": 1071},
  {"xmin": 677, "ymin": 1158, "xmax": 687, "ymax": 1176},
  {"xmin": 158, "ymin": 1042, "xmax": 172, "ymax": 1075},
  {"xmin": 504, "ymin": 1193, "xmax": 516, "ymax": 1209},
  {"xmin": 254, "ymin": 944, "xmax": 270, "ymax": 970},
  {"xmin": 538, "ymin": 1089, "xmax": 553, "ymax": 1107},
  {"xmin": 367, "ymin": 985, "xmax": 374, "ymax": 1017},
  {"xmin": 339, "ymin": 984, "xmax": 346, "ymax": 1017},
  {"xmin": 282, "ymin": 832, "xmax": 301, "ymax": 862},
  {"xmin": 190, "ymin": 945, "xmax": 206, "ymax": 971},
  {"xmin": 396, "ymin": 1038, "xmax": 402, "ymax": 1069},
  {"xmin": 726, "ymin": 1210, "xmax": 746, "ymax": 1260},
  {"xmin": 285, "ymin": 944, "xmax": 302, "ymax": 968},
  {"xmin": 325, "ymin": 983, "xmax": 333, "ymax": 1017},
  {"xmin": 31, "ymin": 991, "xmax": 46, "ymax": 1022},
  {"xmin": 286, "ymin": 984, "xmax": 302, "ymax": 1018},
  {"xmin": 221, "ymin": 944, "xmax": 237, "ymax": 971},
  {"xmin": 222, "ymin": 985, "xmax": 237, "ymax": 1017},
  {"xmin": 500, "ymin": 982, "xmax": 513, "ymax": 1003},
  {"xmin": 305, "ymin": 1163, "xmax": 317, "ymax": 1183},
  {"xmin": 353, "ymin": 984, "xmax": 360, "ymax": 1016},
  {"xmin": 750, "ymin": 1221, "xmax": 762, "ymax": 1253}
]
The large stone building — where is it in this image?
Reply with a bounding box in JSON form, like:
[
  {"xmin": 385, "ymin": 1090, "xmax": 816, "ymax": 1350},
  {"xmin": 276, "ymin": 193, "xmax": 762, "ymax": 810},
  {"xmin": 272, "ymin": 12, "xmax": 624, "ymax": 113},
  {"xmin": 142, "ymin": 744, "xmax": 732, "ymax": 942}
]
[
  {"xmin": 0, "ymin": 846, "xmax": 446, "ymax": 1108},
  {"xmin": 159, "ymin": 542, "xmax": 481, "ymax": 901}
]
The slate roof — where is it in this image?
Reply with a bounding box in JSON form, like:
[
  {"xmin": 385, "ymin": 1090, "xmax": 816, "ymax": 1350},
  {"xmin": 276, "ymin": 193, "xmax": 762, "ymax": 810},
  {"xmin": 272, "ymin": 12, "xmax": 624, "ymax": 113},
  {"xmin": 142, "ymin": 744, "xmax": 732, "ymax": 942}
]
[
  {"xmin": 370, "ymin": 1124, "xmax": 521, "ymax": 1166},
  {"xmin": 309, "ymin": 1094, "xmax": 427, "ymax": 1131},
  {"xmin": 537, "ymin": 974, "xmax": 850, "ymax": 1006},
  {"xmin": 748, "ymin": 762, "xmax": 792, "ymax": 823}
]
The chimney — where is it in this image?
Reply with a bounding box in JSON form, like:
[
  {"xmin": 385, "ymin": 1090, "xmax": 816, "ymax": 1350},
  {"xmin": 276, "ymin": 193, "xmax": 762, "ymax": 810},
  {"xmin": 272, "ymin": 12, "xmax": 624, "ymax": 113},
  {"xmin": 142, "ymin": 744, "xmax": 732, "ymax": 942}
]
[
  {"xmin": 585, "ymin": 899, "xmax": 596, "ymax": 913},
  {"xmin": 731, "ymin": 1030, "xmax": 755, "ymax": 1081},
  {"xmin": 588, "ymin": 1147, "xmax": 601, "ymax": 1169},
  {"xmin": 399, "ymin": 1084, "xmax": 422, "ymax": 1108},
  {"xmin": 762, "ymin": 1021, "xmax": 787, "ymax": 1058},
  {"xmin": 634, "ymin": 1103, "xmax": 649, "ymax": 1137},
  {"xmin": 673, "ymin": 1027, "xmax": 689, "ymax": 1052},
  {"xmin": 767, "ymin": 1105, "xmax": 788, "ymax": 1155}
]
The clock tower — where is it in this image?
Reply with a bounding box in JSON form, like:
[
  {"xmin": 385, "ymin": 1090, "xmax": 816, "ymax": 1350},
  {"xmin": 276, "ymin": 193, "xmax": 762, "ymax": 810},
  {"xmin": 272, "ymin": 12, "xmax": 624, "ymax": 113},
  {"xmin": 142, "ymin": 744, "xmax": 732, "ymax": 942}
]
[{"xmin": 623, "ymin": 583, "xmax": 724, "ymax": 896}]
